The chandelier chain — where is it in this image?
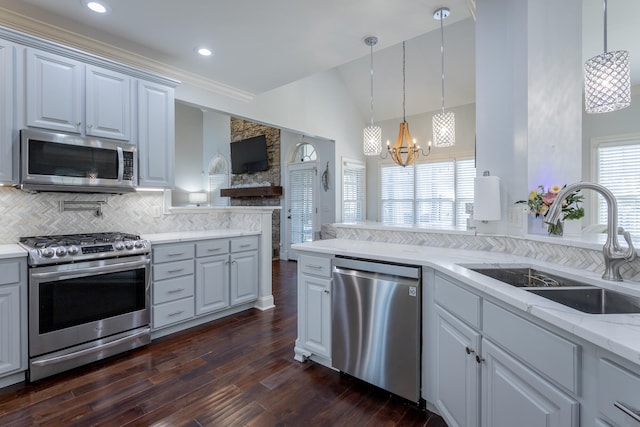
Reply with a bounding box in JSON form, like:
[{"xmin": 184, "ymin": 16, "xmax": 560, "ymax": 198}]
[
  {"xmin": 440, "ymin": 11, "xmax": 445, "ymax": 113},
  {"xmin": 402, "ymin": 41, "xmax": 406, "ymax": 121},
  {"xmin": 369, "ymin": 41, "xmax": 374, "ymax": 126},
  {"xmin": 603, "ymin": 0, "xmax": 608, "ymax": 53}
]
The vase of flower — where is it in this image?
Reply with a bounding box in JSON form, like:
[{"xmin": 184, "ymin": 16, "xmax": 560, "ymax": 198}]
[
  {"xmin": 547, "ymin": 221, "xmax": 564, "ymax": 236},
  {"xmin": 516, "ymin": 184, "xmax": 584, "ymax": 235}
]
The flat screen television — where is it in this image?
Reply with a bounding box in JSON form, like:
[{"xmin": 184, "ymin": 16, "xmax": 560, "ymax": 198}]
[{"xmin": 230, "ymin": 135, "xmax": 269, "ymax": 174}]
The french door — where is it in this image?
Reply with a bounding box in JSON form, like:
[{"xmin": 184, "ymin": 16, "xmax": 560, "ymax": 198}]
[{"xmin": 286, "ymin": 162, "xmax": 317, "ymax": 260}]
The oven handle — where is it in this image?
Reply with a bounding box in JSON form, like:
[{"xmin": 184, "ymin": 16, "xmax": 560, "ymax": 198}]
[
  {"xmin": 31, "ymin": 328, "xmax": 150, "ymax": 368},
  {"xmin": 117, "ymin": 146, "xmax": 124, "ymax": 181},
  {"xmin": 30, "ymin": 258, "xmax": 150, "ymax": 281}
]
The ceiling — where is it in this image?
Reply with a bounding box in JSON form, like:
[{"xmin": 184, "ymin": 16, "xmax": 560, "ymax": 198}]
[{"xmin": 0, "ymin": 0, "xmax": 637, "ymax": 123}]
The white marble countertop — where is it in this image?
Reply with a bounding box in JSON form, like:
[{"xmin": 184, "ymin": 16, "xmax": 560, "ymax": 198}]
[
  {"xmin": 143, "ymin": 229, "xmax": 260, "ymax": 244},
  {"xmin": 293, "ymin": 238, "xmax": 640, "ymax": 367},
  {"xmin": 0, "ymin": 244, "xmax": 27, "ymax": 258}
]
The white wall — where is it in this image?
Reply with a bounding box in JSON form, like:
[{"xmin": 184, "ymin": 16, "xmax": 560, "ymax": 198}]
[
  {"xmin": 174, "ymin": 103, "xmax": 204, "ymax": 205},
  {"xmin": 365, "ymin": 102, "xmax": 476, "ymax": 221}
]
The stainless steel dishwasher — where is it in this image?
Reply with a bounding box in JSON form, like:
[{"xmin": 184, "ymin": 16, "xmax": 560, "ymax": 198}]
[{"xmin": 332, "ymin": 257, "xmax": 421, "ymax": 403}]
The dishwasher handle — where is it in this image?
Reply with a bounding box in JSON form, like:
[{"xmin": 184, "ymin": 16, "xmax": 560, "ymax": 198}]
[{"xmin": 332, "ymin": 257, "xmax": 421, "ymax": 280}]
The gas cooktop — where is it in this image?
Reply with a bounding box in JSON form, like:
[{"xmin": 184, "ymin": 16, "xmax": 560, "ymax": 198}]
[{"xmin": 19, "ymin": 232, "xmax": 150, "ymax": 266}]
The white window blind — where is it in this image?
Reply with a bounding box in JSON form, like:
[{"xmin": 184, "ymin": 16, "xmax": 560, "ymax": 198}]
[
  {"xmin": 380, "ymin": 157, "xmax": 475, "ymax": 228},
  {"xmin": 289, "ymin": 167, "xmax": 315, "ymax": 244},
  {"xmin": 597, "ymin": 141, "xmax": 640, "ymax": 235},
  {"xmin": 342, "ymin": 161, "xmax": 365, "ymax": 222}
]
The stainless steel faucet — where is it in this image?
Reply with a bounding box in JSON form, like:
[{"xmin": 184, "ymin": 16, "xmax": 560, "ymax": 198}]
[{"xmin": 544, "ymin": 182, "xmax": 636, "ymax": 281}]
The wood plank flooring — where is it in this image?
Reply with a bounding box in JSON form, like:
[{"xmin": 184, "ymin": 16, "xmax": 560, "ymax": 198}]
[{"xmin": 0, "ymin": 260, "xmax": 448, "ymax": 427}]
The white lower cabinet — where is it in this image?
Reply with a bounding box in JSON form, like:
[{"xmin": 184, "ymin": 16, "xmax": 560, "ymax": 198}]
[
  {"xmin": 295, "ymin": 253, "xmax": 333, "ymax": 366},
  {"xmin": 0, "ymin": 258, "xmax": 27, "ymax": 380},
  {"xmin": 152, "ymin": 236, "xmax": 259, "ymax": 333},
  {"xmin": 597, "ymin": 357, "xmax": 640, "ymax": 426},
  {"xmin": 432, "ymin": 272, "xmax": 579, "ymax": 427}
]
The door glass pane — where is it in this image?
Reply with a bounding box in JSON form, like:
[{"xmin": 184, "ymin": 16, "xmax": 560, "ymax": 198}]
[{"xmin": 289, "ymin": 168, "xmax": 314, "ymax": 244}]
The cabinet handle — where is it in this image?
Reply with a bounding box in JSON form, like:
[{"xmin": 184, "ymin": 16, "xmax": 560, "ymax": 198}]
[
  {"xmin": 167, "ymin": 288, "xmax": 185, "ymax": 293},
  {"xmin": 231, "ymin": 260, "xmax": 237, "ymax": 264},
  {"xmin": 167, "ymin": 252, "xmax": 185, "ymax": 257},
  {"xmin": 239, "ymin": 244, "xmax": 251, "ymax": 248},
  {"xmin": 615, "ymin": 401, "xmax": 640, "ymax": 422},
  {"xmin": 307, "ymin": 265, "xmax": 323, "ymax": 269},
  {"xmin": 465, "ymin": 347, "xmax": 475, "ymax": 355},
  {"xmin": 87, "ymin": 124, "xmax": 93, "ymax": 129},
  {"xmin": 76, "ymin": 121, "xmax": 81, "ymax": 128},
  {"xmin": 167, "ymin": 268, "xmax": 184, "ymax": 273},
  {"xmin": 168, "ymin": 310, "xmax": 184, "ymax": 317},
  {"xmin": 475, "ymin": 355, "xmax": 485, "ymax": 364},
  {"xmin": 207, "ymin": 248, "xmax": 221, "ymax": 252},
  {"xmin": 323, "ymin": 289, "xmax": 330, "ymax": 294}
]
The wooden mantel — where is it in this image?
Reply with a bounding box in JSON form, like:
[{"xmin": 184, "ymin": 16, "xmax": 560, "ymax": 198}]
[{"xmin": 220, "ymin": 186, "xmax": 283, "ymax": 198}]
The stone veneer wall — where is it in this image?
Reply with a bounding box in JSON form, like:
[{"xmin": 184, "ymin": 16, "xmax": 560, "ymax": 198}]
[
  {"xmin": 0, "ymin": 188, "xmax": 262, "ymax": 244},
  {"xmin": 230, "ymin": 118, "xmax": 281, "ymax": 259},
  {"xmin": 335, "ymin": 226, "xmax": 640, "ymax": 283}
]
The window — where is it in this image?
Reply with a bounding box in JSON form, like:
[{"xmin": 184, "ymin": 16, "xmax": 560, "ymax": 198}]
[
  {"xmin": 380, "ymin": 157, "xmax": 475, "ymax": 228},
  {"xmin": 342, "ymin": 160, "xmax": 365, "ymax": 222},
  {"xmin": 595, "ymin": 138, "xmax": 640, "ymax": 235}
]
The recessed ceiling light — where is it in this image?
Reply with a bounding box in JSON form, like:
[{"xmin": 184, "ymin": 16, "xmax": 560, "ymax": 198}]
[
  {"xmin": 197, "ymin": 47, "xmax": 213, "ymax": 57},
  {"xmin": 82, "ymin": 0, "xmax": 111, "ymax": 14}
]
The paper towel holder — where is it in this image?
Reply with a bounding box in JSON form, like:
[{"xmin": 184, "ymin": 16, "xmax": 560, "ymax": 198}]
[{"xmin": 473, "ymin": 170, "xmax": 501, "ymax": 222}]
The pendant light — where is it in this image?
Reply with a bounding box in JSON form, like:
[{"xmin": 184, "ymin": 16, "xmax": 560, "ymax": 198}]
[
  {"xmin": 363, "ymin": 36, "xmax": 382, "ymax": 156},
  {"xmin": 386, "ymin": 41, "xmax": 431, "ymax": 167},
  {"xmin": 432, "ymin": 7, "xmax": 455, "ymax": 147},
  {"xmin": 584, "ymin": 0, "xmax": 630, "ymax": 114}
]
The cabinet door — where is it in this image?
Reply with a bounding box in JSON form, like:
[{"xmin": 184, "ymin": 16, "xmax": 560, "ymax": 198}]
[
  {"xmin": 196, "ymin": 254, "xmax": 230, "ymax": 315},
  {"xmin": 301, "ymin": 275, "xmax": 331, "ymax": 358},
  {"xmin": 0, "ymin": 284, "xmax": 21, "ymax": 375},
  {"xmin": 26, "ymin": 48, "xmax": 83, "ymax": 133},
  {"xmin": 85, "ymin": 65, "xmax": 131, "ymax": 140},
  {"xmin": 435, "ymin": 307, "xmax": 481, "ymax": 427},
  {"xmin": 0, "ymin": 39, "xmax": 14, "ymax": 183},
  {"xmin": 482, "ymin": 339, "xmax": 579, "ymax": 427},
  {"xmin": 230, "ymin": 250, "xmax": 258, "ymax": 306},
  {"xmin": 137, "ymin": 80, "xmax": 174, "ymax": 188}
]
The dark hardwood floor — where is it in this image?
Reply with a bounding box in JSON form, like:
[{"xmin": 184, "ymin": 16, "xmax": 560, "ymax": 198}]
[{"xmin": 0, "ymin": 260, "xmax": 447, "ymax": 427}]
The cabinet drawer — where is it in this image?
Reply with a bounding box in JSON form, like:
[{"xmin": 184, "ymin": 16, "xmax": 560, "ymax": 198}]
[
  {"xmin": 0, "ymin": 260, "xmax": 20, "ymax": 285},
  {"xmin": 196, "ymin": 239, "xmax": 229, "ymax": 257},
  {"xmin": 230, "ymin": 236, "xmax": 258, "ymax": 252},
  {"xmin": 153, "ymin": 259, "xmax": 194, "ymax": 281},
  {"xmin": 598, "ymin": 358, "xmax": 640, "ymax": 426},
  {"xmin": 153, "ymin": 297, "xmax": 194, "ymax": 329},
  {"xmin": 434, "ymin": 274, "xmax": 481, "ymax": 329},
  {"xmin": 300, "ymin": 255, "xmax": 332, "ymax": 278},
  {"xmin": 153, "ymin": 244, "xmax": 194, "ymax": 263},
  {"xmin": 483, "ymin": 301, "xmax": 580, "ymax": 394},
  {"xmin": 154, "ymin": 275, "xmax": 194, "ymax": 304}
]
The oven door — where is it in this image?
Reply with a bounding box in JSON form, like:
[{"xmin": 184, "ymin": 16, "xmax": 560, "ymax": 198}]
[{"xmin": 29, "ymin": 255, "xmax": 150, "ymax": 358}]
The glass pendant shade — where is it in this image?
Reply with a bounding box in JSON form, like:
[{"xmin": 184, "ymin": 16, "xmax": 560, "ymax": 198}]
[
  {"xmin": 432, "ymin": 111, "xmax": 456, "ymax": 147},
  {"xmin": 584, "ymin": 50, "xmax": 631, "ymax": 113},
  {"xmin": 388, "ymin": 121, "xmax": 418, "ymax": 167},
  {"xmin": 363, "ymin": 125, "xmax": 382, "ymax": 155}
]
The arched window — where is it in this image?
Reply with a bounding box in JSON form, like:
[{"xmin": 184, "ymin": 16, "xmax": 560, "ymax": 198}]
[
  {"xmin": 208, "ymin": 154, "xmax": 229, "ymax": 206},
  {"xmin": 289, "ymin": 142, "xmax": 317, "ymax": 164}
]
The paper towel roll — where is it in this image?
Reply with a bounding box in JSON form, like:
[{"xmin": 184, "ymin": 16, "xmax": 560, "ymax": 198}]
[{"xmin": 474, "ymin": 176, "xmax": 501, "ymax": 221}]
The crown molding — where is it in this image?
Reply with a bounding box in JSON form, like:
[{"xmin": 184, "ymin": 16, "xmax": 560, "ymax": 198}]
[{"xmin": 0, "ymin": 7, "xmax": 255, "ymax": 101}]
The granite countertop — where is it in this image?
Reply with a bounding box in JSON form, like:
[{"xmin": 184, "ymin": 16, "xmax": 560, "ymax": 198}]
[
  {"xmin": 293, "ymin": 238, "xmax": 640, "ymax": 367},
  {"xmin": 142, "ymin": 229, "xmax": 260, "ymax": 244}
]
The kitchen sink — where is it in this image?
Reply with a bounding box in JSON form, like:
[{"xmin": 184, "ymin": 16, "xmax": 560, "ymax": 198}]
[
  {"xmin": 468, "ymin": 267, "xmax": 590, "ymax": 288},
  {"xmin": 528, "ymin": 287, "xmax": 640, "ymax": 314},
  {"xmin": 467, "ymin": 266, "xmax": 640, "ymax": 314}
]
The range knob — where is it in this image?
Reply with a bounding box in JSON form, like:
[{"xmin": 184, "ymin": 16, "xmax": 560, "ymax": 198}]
[
  {"xmin": 56, "ymin": 247, "xmax": 67, "ymax": 257},
  {"xmin": 134, "ymin": 240, "xmax": 143, "ymax": 248},
  {"xmin": 68, "ymin": 245, "xmax": 79, "ymax": 255},
  {"xmin": 41, "ymin": 248, "xmax": 55, "ymax": 258},
  {"xmin": 115, "ymin": 242, "xmax": 125, "ymax": 251},
  {"xmin": 125, "ymin": 241, "xmax": 134, "ymax": 250}
]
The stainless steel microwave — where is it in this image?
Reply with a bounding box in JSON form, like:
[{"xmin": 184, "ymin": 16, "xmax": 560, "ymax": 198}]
[{"xmin": 20, "ymin": 129, "xmax": 137, "ymax": 193}]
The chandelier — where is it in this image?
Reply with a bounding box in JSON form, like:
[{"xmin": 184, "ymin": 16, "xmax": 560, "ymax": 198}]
[
  {"xmin": 385, "ymin": 41, "xmax": 430, "ymax": 167},
  {"xmin": 584, "ymin": 0, "xmax": 631, "ymax": 113}
]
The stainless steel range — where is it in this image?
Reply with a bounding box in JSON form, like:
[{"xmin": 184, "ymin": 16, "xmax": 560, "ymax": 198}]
[{"xmin": 19, "ymin": 232, "xmax": 151, "ymax": 381}]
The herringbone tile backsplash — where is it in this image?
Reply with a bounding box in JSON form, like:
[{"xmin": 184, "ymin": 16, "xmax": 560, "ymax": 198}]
[
  {"xmin": 0, "ymin": 188, "xmax": 260, "ymax": 243},
  {"xmin": 335, "ymin": 226, "xmax": 640, "ymax": 283}
]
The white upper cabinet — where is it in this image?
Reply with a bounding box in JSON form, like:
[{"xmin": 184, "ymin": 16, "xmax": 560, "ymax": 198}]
[
  {"xmin": 137, "ymin": 79, "xmax": 175, "ymax": 188},
  {"xmin": 0, "ymin": 39, "xmax": 15, "ymax": 184},
  {"xmin": 85, "ymin": 65, "xmax": 131, "ymax": 140},
  {"xmin": 26, "ymin": 49, "xmax": 133, "ymax": 141},
  {"xmin": 26, "ymin": 48, "xmax": 83, "ymax": 134}
]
